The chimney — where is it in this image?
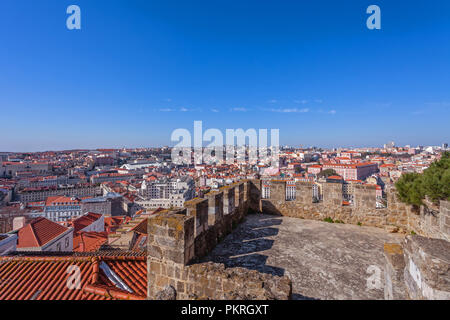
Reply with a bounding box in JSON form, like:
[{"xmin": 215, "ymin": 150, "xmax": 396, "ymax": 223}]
[{"xmin": 13, "ymin": 217, "xmax": 26, "ymax": 230}]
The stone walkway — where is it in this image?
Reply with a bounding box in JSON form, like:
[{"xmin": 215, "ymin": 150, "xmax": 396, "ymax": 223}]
[{"xmin": 204, "ymin": 214, "xmax": 404, "ymax": 300}]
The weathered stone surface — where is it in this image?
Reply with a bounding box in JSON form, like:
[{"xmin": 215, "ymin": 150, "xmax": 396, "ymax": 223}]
[
  {"xmin": 185, "ymin": 198, "xmax": 209, "ymax": 237},
  {"xmin": 383, "ymin": 243, "xmax": 407, "ymax": 299},
  {"xmin": 147, "ymin": 179, "xmax": 450, "ymax": 300},
  {"xmin": 403, "ymin": 235, "xmax": 450, "ymax": 300},
  {"xmin": 148, "ymin": 260, "xmax": 291, "ymax": 300},
  {"xmin": 259, "ymin": 179, "xmax": 450, "ymax": 241},
  {"xmin": 155, "ymin": 285, "xmax": 177, "ymax": 300},
  {"xmin": 204, "ymin": 214, "xmax": 403, "ymax": 300}
]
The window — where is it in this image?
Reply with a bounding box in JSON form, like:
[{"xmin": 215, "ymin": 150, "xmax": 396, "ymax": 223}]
[
  {"xmin": 65, "ymin": 237, "xmax": 69, "ymax": 248},
  {"xmin": 56, "ymin": 243, "xmax": 61, "ymax": 251}
]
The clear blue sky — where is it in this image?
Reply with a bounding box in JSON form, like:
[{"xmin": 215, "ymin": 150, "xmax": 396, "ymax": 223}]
[{"xmin": 1, "ymin": 0, "xmax": 449, "ymax": 151}]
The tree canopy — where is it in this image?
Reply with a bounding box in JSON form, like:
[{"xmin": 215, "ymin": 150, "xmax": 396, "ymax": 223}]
[
  {"xmin": 318, "ymin": 169, "xmax": 337, "ymax": 178},
  {"xmin": 395, "ymin": 152, "xmax": 450, "ymax": 206}
]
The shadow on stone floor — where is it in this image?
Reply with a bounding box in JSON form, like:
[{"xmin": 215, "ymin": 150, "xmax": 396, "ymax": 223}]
[{"xmin": 204, "ymin": 214, "xmax": 286, "ymax": 277}]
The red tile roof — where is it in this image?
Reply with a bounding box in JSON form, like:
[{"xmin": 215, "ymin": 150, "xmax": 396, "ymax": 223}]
[
  {"xmin": 131, "ymin": 218, "xmax": 148, "ymax": 235},
  {"xmin": 104, "ymin": 216, "xmax": 127, "ymax": 233},
  {"xmin": 327, "ymin": 175, "xmax": 343, "ymax": 180},
  {"xmin": 73, "ymin": 232, "xmax": 108, "ymax": 252},
  {"xmin": 17, "ymin": 217, "xmax": 71, "ymax": 248},
  {"xmin": 72, "ymin": 212, "xmax": 103, "ymax": 233},
  {"xmin": 45, "ymin": 196, "xmax": 80, "ymax": 206},
  {"xmin": 0, "ymin": 256, "xmax": 146, "ymax": 300}
]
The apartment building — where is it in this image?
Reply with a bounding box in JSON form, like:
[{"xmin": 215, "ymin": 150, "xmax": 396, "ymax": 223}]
[
  {"xmin": 17, "ymin": 184, "xmax": 101, "ymax": 203},
  {"xmin": 1, "ymin": 162, "xmax": 50, "ymax": 177},
  {"xmin": 43, "ymin": 196, "xmax": 82, "ymax": 222},
  {"xmin": 137, "ymin": 176, "xmax": 195, "ymax": 209},
  {"xmin": 81, "ymin": 193, "xmax": 125, "ymax": 216},
  {"xmin": 322, "ymin": 162, "xmax": 378, "ymax": 181},
  {"xmin": 90, "ymin": 173, "xmax": 135, "ymax": 184}
]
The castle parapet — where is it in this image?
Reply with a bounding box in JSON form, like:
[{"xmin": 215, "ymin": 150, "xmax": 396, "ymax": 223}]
[
  {"xmin": 148, "ymin": 209, "xmax": 194, "ymax": 266},
  {"xmin": 295, "ymin": 181, "xmax": 314, "ymax": 204},
  {"xmin": 205, "ymin": 191, "xmax": 223, "ymax": 226},
  {"xmin": 221, "ymin": 186, "xmax": 235, "ymax": 215},
  {"xmin": 185, "ymin": 198, "xmax": 209, "ymax": 238},
  {"xmin": 353, "ymin": 184, "xmax": 377, "ymax": 209},
  {"xmin": 322, "ymin": 182, "xmax": 343, "ymax": 206}
]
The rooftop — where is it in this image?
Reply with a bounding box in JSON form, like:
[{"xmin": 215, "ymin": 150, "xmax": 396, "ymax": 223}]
[
  {"xmin": 17, "ymin": 217, "xmax": 71, "ymax": 248},
  {"xmin": 72, "ymin": 212, "xmax": 103, "ymax": 233},
  {"xmin": 0, "ymin": 255, "xmax": 146, "ymax": 300},
  {"xmin": 73, "ymin": 232, "xmax": 108, "ymax": 252}
]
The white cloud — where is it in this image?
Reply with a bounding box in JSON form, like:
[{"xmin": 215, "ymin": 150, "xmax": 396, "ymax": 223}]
[
  {"xmin": 328, "ymin": 110, "xmax": 336, "ymax": 115},
  {"xmin": 268, "ymin": 108, "xmax": 309, "ymax": 113},
  {"xmin": 211, "ymin": 108, "xmax": 219, "ymax": 113},
  {"xmin": 159, "ymin": 108, "xmax": 175, "ymax": 112},
  {"xmin": 180, "ymin": 107, "xmax": 189, "ymax": 112},
  {"xmin": 294, "ymin": 99, "xmax": 308, "ymax": 104},
  {"xmin": 268, "ymin": 99, "xmax": 278, "ymax": 104},
  {"xmin": 231, "ymin": 107, "xmax": 248, "ymax": 112}
]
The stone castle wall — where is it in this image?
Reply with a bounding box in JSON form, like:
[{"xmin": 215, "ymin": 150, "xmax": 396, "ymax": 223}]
[
  {"xmin": 147, "ymin": 180, "xmax": 292, "ymax": 300},
  {"xmin": 384, "ymin": 236, "xmax": 450, "ymax": 300},
  {"xmin": 147, "ymin": 178, "xmax": 449, "ymax": 300},
  {"xmin": 259, "ymin": 180, "xmax": 450, "ymax": 241}
]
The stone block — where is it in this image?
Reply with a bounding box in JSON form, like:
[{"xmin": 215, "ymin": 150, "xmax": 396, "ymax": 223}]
[
  {"xmin": 383, "ymin": 243, "xmax": 407, "ymax": 299},
  {"xmin": 403, "ymin": 235, "xmax": 450, "ymax": 299},
  {"xmin": 206, "ymin": 191, "xmax": 224, "ymax": 226},
  {"xmin": 186, "ymin": 198, "xmax": 209, "ymax": 237}
]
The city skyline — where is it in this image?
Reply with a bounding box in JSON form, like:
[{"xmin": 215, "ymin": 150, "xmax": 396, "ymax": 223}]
[
  {"xmin": 0, "ymin": 141, "xmax": 448, "ymax": 154},
  {"xmin": 1, "ymin": 1, "xmax": 449, "ymax": 304},
  {"xmin": 1, "ymin": 0, "xmax": 449, "ymax": 151}
]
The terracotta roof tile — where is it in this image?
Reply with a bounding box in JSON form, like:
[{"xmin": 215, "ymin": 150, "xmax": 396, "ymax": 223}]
[
  {"xmin": 131, "ymin": 218, "xmax": 148, "ymax": 235},
  {"xmin": 17, "ymin": 217, "xmax": 71, "ymax": 248},
  {"xmin": 72, "ymin": 212, "xmax": 103, "ymax": 233},
  {"xmin": 73, "ymin": 232, "xmax": 108, "ymax": 252},
  {"xmin": 0, "ymin": 256, "xmax": 146, "ymax": 300}
]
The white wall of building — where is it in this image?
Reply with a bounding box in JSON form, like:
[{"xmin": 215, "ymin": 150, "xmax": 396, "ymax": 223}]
[{"xmin": 0, "ymin": 234, "xmax": 18, "ymax": 256}]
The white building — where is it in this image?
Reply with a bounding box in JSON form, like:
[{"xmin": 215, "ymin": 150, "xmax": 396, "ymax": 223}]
[
  {"xmin": 0, "ymin": 234, "xmax": 18, "ymax": 256},
  {"xmin": 16, "ymin": 217, "xmax": 73, "ymax": 252},
  {"xmin": 138, "ymin": 176, "xmax": 195, "ymax": 209},
  {"xmin": 72, "ymin": 212, "xmax": 105, "ymax": 233}
]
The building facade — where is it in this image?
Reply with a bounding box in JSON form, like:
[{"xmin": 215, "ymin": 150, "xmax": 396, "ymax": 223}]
[
  {"xmin": 322, "ymin": 163, "xmax": 378, "ymax": 181},
  {"xmin": 137, "ymin": 176, "xmax": 195, "ymax": 209}
]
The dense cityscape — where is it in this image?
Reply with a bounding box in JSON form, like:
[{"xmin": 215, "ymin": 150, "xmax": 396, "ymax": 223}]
[
  {"xmin": 1, "ymin": 0, "xmax": 449, "ymax": 306},
  {"xmin": 0, "ymin": 142, "xmax": 448, "ymax": 300},
  {"xmin": 1, "ymin": 143, "xmax": 448, "ymax": 233}
]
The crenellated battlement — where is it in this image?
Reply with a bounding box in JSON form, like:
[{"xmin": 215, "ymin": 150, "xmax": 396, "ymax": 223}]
[
  {"xmin": 147, "ymin": 179, "xmax": 449, "ymax": 300},
  {"xmin": 147, "ymin": 180, "xmax": 292, "ymax": 300},
  {"xmin": 258, "ymin": 179, "xmax": 450, "ymax": 241}
]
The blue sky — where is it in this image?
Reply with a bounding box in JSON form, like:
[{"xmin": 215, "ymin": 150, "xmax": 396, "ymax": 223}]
[{"xmin": 0, "ymin": 0, "xmax": 449, "ymax": 151}]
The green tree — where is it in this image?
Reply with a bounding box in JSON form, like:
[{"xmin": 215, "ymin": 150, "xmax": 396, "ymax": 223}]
[
  {"xmin": 318, "ymin": 169, "xmax": 337, "ymax": 178},
  {"xmin": 395, "ymin": 172, "xmax": 423, "ymax": 206},
  {"xmin": 395, "ymin": 152, "xmax": 450, "ymax": 206}
]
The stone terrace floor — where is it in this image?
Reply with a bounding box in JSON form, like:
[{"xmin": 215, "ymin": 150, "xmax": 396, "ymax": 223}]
[{"xmin": 204, "ymin": 213, "xmax": 404, "ymax": 300}]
